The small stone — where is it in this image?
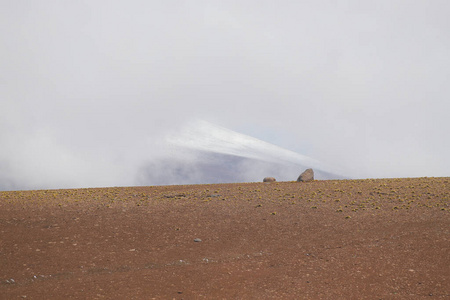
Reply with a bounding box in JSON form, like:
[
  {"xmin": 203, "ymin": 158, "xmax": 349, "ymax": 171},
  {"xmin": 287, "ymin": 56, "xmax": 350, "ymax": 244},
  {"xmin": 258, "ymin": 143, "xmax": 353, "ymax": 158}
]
[
  {"xmin": 194, "ymin": 238, "xmax": 202, "ymax": 242},
  {"xmin": 297, "ymin": 168, "xmax": 314, "ymax": 182},
  {"xmin": 263, "ymin": 177, "xmax": 276, "ymax": 183}
]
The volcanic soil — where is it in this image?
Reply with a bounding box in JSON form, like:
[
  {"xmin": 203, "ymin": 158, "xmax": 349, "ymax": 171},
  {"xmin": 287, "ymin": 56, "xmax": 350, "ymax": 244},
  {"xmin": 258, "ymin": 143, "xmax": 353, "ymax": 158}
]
[{"xmin": 1, "ymin": 177, "xmax": 449, "ymax": 299}]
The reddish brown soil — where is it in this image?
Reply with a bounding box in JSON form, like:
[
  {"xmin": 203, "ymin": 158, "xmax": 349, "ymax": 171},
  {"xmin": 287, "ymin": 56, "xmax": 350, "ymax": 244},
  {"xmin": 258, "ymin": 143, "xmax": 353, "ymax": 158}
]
[{"xmin": 1, "ymin": 177, "xmax": 449, "ymax": 299}]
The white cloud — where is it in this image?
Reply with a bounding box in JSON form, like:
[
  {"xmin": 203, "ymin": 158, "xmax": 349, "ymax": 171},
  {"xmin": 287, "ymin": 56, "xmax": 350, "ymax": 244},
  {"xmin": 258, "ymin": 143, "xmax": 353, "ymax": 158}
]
[{"xmin": 1, "ymin": 0, "xmax": 449, "ymax": 190}]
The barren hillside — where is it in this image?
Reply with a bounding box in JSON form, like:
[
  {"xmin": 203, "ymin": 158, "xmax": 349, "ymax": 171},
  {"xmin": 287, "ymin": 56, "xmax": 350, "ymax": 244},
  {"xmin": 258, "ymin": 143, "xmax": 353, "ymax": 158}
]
[{"xmin": 1, "ymin": 177, "xmax": 449, "ymax": 299}]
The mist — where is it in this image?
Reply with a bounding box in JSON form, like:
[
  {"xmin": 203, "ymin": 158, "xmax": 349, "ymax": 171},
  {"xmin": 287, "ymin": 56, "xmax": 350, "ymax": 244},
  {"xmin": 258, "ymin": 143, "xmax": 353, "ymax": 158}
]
[{"xmin": 1, "ymin": 1, "xmax": 449, "ymax": 190}]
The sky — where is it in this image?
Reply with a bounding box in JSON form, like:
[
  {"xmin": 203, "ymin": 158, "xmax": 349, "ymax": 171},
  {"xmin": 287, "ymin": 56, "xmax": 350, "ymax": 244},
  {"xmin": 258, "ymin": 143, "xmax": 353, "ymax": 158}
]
[{"xmin": 1, "ymin": 1, "xmax": 449, "ymax": 190}]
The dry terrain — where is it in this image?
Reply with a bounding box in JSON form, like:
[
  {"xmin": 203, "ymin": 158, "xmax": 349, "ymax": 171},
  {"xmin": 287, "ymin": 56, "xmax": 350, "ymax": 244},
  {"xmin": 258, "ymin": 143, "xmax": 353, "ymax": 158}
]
[{"xmin": 1, "ymin": 177, "xmax": 449, "ymax": 299}]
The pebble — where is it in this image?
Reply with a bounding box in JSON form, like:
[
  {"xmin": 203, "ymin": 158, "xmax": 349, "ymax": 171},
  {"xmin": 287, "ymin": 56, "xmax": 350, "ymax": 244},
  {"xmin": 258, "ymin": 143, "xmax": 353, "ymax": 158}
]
[{"xmin": 194, "ymin": 238, "xmax": 202, "ymax": 243}]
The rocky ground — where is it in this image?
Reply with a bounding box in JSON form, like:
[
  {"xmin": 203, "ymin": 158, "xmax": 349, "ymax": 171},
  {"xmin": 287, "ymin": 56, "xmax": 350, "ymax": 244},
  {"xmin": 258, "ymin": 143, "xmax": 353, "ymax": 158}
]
[{"xmin": 1, "ymin": 177, "xmax": 449, "ymax": 299}]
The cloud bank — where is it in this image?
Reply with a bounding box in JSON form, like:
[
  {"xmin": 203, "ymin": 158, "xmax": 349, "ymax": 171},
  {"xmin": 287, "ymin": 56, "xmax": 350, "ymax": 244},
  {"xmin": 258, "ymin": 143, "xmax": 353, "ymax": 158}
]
[{"xmin": 1, "ymin": 1, "xmax": 449, "ymax": 190}]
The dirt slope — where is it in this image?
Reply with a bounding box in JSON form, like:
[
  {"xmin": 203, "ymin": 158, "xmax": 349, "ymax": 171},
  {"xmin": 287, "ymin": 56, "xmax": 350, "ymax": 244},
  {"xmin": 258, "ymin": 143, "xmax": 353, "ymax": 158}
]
[{"xmin": 1, "ymin": 177, "xmax": 449, "ymax": 299}]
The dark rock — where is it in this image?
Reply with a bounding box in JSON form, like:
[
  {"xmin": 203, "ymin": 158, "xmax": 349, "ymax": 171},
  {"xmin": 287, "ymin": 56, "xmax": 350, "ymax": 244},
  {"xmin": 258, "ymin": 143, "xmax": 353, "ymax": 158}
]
[
  {"xmin": 263, "ymin": 177, "xmax": 276, "ymax": 183},
  {"xmin": 297, "ymin": 169, "xmax": 314, "ymax": 182},
  {"xmin": 206, "ymin": 194, "xmax": 221, "ymax": 198}
]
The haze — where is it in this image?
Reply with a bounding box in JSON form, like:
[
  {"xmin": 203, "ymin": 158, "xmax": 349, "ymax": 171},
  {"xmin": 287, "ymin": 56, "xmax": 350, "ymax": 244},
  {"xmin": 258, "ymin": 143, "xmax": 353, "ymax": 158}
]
[{"xmin": 1, "ymin": 1, "xmax": 449, "ymax": 190}]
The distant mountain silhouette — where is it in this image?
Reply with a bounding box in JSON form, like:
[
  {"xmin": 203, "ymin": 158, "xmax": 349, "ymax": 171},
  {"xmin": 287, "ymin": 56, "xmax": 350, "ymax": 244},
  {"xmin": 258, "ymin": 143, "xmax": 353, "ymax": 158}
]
[
  {"xmin": 137, "ymin": 149, "xmax": 345, "ymax": 186},
  {"xmin": 137, "ymin": 120, "xmax": 347, "ymax": 185}
]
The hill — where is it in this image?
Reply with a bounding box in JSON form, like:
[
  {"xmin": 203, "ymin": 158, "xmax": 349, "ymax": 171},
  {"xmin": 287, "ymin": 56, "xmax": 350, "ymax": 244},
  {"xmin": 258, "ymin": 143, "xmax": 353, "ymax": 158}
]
[
  {"xmin": 138, "ymin": 149, "xmax": 345, "ymax": 186},
  {"xmin": 1, "ymin": 177, "xmax": 449, "ymax": 298}
]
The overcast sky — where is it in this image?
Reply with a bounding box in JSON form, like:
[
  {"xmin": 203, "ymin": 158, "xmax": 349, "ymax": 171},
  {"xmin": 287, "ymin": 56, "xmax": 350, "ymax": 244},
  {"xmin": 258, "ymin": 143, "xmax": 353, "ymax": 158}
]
[{"xmin": 1, "ymin": 1, "xmax": 449, "ymax": 190}]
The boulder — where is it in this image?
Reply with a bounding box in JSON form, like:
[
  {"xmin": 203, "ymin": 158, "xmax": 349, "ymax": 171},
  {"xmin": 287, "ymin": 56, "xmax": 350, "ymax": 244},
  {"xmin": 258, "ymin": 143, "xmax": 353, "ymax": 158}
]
[
  {"xmin": 297, "ymin": 168, "xmax": 314, "ymax": 182},
  {"xmin": 263, "ymin": 177, "xmax": 276, "ymax": 183}
]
